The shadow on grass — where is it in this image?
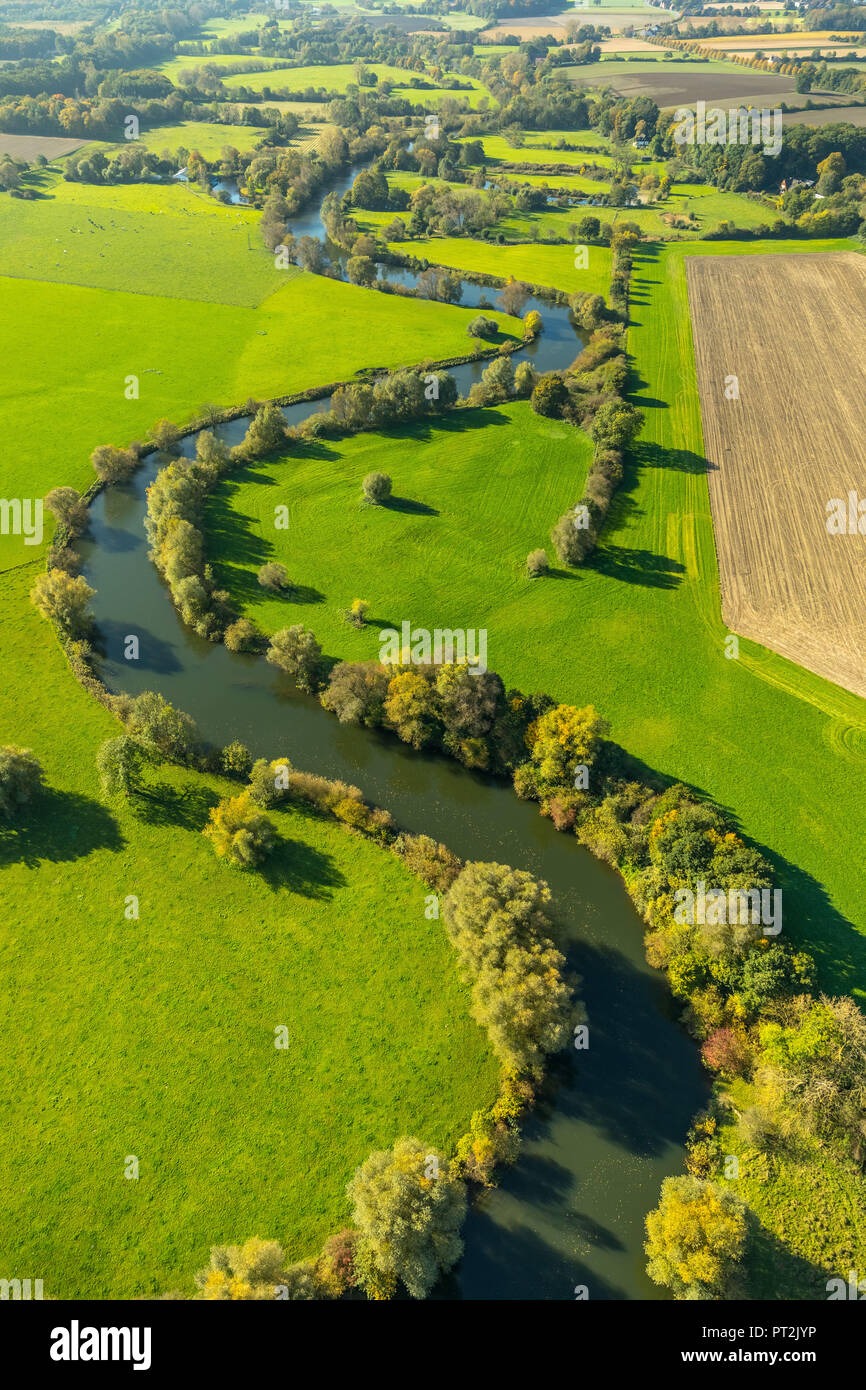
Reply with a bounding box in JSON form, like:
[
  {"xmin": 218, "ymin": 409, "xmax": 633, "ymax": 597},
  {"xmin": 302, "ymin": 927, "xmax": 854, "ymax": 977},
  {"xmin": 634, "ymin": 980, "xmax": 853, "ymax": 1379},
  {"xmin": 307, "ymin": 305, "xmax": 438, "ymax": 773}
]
[
  {"xmin": 0, "ymin": 789, "xmax": 124, "ymax": 868},
  {"xmin": 259, "ymin": 832, "xmax": 346, "ymax": 899},
  {"xmin": 588, "ymin": 543, "xmax": 685, "ymax": 589},
  {"xmin": 130, "ymin": 779, "xmax": 220, "ymax": 830}
]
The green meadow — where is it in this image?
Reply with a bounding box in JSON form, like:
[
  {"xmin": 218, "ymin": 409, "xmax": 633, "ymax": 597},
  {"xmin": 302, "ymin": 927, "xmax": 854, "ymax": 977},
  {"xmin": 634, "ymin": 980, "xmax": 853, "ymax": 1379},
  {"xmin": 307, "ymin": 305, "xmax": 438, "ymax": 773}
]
[
  {"xmin": 220, "ymin": 61, "xmax": 418, "ymax": 93},
  {"xmin": 0, "ymin": 171, "xmax": 516, "ymax": 1296},
  {"xmin": 0, "ymin": 570, "xmax": 496, "ymax": 1299},
  {"xmin": 122, "ymin": 120, "xmax": 271, "ymax": 158},
  {"xmin": 384, "ymin": 235, "xmax": 613, "ymax": 298}
]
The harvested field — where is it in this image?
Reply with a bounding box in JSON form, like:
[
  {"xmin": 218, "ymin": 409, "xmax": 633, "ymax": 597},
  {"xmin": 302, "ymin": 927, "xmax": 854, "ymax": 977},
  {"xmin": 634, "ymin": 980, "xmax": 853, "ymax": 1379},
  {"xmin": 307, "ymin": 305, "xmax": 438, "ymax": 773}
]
[
  {"xmin": 782, "ymin": 104, "xmax": 866, "ymax": 127},
  {"xmin": 572, "ymin": 60, "xmax": 804, "ymax": 106},
  {"xmin": 686, "ymin": 251, "xmax": 866, "ymax": 699},
  {"xmin": 0, "ymin": 133, "xmax": 85, "ymax": 160}
]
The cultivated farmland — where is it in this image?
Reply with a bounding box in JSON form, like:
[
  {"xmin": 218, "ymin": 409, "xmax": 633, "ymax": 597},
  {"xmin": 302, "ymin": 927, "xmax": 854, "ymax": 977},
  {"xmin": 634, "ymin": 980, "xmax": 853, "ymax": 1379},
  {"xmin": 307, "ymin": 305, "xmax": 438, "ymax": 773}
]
[{"xmin": 686, "ymin": 251, "xmax": 866, "ymax": 699}]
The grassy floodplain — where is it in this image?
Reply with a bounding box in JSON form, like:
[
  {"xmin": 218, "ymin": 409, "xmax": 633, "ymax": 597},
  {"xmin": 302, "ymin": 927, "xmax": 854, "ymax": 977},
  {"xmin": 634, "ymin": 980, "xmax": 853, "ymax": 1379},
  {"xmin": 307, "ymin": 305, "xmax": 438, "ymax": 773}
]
[
  {"xmin": 203, "ymin": 237, "xmax": 866, "ymax": 1011},
  {"xmin": 0, "ymin": 168, "xmax": 520, "ymax": 1296}
]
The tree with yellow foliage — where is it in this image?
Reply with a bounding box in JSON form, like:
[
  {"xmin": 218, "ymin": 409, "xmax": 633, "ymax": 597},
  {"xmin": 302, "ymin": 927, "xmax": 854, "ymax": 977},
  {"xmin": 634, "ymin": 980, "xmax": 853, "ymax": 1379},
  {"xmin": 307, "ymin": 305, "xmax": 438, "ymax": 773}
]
[
  {"xmin": 645, "ymin": 1176, "xmax": 746, "ymax": 1299},
  {"xmin": 203, "ymin": 789, "xmax": 276, "ymax": 869}
]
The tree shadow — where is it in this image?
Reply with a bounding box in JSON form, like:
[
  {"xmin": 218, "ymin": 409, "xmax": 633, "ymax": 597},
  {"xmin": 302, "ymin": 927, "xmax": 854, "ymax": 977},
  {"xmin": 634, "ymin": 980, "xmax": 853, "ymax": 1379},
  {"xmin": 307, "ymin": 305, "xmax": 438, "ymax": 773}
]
[
  {"xmin": 259, "ymin": 832, "xmax": 346, "ymax": 900},
  {"xmin": 129, "ymin": 779, "xmax": 220, "ymax": 830},
  {"xmin": 384, "ymin": 495, "xmax": 439, "ymax": 516},
  {"xmin": 588, "ymin": 543, "xmax": 685, "ymax": 589},
  {"xmin": 95, "ymin": 620, "xmax": 184, "ymax": 675},
  {"xmin": 635, "ymin": 440, "xmax": 714, "ymax": 474},
  {"xmin": 0, "ymin": 789, "xmax": 124, "ymax": 868}
]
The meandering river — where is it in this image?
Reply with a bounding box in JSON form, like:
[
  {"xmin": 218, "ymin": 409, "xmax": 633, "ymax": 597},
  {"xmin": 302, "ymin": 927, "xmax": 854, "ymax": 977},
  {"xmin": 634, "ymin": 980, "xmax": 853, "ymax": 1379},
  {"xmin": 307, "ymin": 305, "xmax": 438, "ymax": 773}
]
[{"xmin": 76, "ymin": 161, "xmax": 706, "ymax": 1300}]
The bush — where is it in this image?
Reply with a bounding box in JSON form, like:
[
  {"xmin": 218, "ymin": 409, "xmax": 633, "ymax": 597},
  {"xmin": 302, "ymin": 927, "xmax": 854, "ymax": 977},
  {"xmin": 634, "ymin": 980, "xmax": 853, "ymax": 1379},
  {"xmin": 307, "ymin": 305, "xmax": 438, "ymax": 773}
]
[
  {"xmin": 44, "ymin": 486, "xmax": 88, "ymax": 534},
  {"xmin": 467, "ymin": 314, "xmax": 498, "ymax": 340},
  {"xmin": 220, "ymin": 740, "xmax": 253, "ymax": 778},
  {"xmin": 530, "ymin": 373, "xmax": 570, "ymax": 418},
  {"xmin": 203, "ymin": 790, "xmax": 276, "ymax": 868},
  {"xmin": 526, "ymin": 548, "xmax": 548, "ymax": 578},
  {"xmin": 257, "ymin": 562, "xmax": 290, "ymax": 592},
  {"xmin": 266, "ymin": 625, "xmax": 323, "ymax": 693},
  {"xmin": 394, "ymin": 833, "xmax": 462, "ymax": 891},
  {"xmin": 361, "ymin": 471, "xmax": 392, "ymax": 504},
  {"xmin": 224, "ymin": 618, "xmax": 261, "ymax": 653},
  {"xmin": 91, "ymin": 444, "xmax": 138, "ymax": 485},
  {"xmin": 0, "ymin": 745, "xmax": 44, "ymax": 817},
  {"xmin": 30, "ymin": 569, "xmax": 94, "ymax": 639},
  {"xmin": 95, "ymin": 735, "xmax": 149, "ymax": 798},
  {"xmin": 126, "ymin": 690, "xmax": 203, "ymax": 766},
  {"xmin": 323, "ymin": 661, "xmax": 390, "ymax": 727}
]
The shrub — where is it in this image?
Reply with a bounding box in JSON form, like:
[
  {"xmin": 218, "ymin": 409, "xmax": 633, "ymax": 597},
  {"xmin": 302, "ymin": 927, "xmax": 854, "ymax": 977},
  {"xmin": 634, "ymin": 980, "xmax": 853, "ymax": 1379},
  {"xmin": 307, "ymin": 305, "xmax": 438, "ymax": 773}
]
[
  {"xmin": 361, "ymin": 471, "xmax": 392, "ymax": 504},
  {"xmin": 526, "ymin": 548, "xmax": 548, "ymax": 578},
  {"xmin": 95, "ymin": 735, "xmax": 149, "ymax": 798},
  {"xmin": 44, "ymin": 486, "xmax": 88, "ymax": 534},
  {"xmin": 195, "ymin": 1238, "xmax": 286, "ymax": 1300},
  {"xmin": 394, "ymin": 833, "xmax": 462, "ymax": 891},
  {"xmin": 467, "ymin": 314, "xmax": 498, "ymax": 339},
  {"xmin": 224, "ymin": 618, "xmax": 261, "ymax": 653},
  {"xmin": 645, "ymin": 1176, "xmax": 747, "ymax": 1300},
  {"xmin": 0, "ymin": 745, "xmax": 44, "ymax": 817},
  {"xmin": 257, "ymin": 562, "xmax": 290, "ymax": 592},
  {"xmin": 220, "ymin": 740, "xmax": 253, "ymax": 778},
  {"xmin": 203, "ymin": 790, "xmax": 276, "ymax": 868},
  {"xmin": 30, "ymin": 569, "xmax": 94, "ymax": 639},
  {"xmin": 248, "ymin": 757, "xmax": 292, "ymax": 808},
  {"xmin": 530, "ymin": 373, "xmax": 570, "ymax": 418},
  {"xmin": 266, "ymin": 625, "xmax": 323, "ymax": 693},
  {"xmin": 91, "ymin": 444, "xmax": 138, "ymax": 484}
]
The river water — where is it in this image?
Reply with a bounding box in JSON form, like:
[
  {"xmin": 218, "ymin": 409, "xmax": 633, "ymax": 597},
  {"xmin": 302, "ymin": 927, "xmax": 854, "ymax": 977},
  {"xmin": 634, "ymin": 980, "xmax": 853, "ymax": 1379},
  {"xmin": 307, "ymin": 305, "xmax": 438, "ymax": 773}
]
[{"xmin": 76, "ymin": 159, "xmax": 706, "ymax": 1300}]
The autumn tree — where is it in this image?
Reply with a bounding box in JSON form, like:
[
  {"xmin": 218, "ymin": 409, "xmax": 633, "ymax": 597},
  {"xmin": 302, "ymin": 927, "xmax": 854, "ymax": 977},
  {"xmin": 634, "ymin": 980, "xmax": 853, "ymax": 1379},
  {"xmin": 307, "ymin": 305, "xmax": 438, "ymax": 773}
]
[
  {"xmin": 645, "ymin": 1176, "xmax": 747, "ymax": 1300},
  {"xmin": 347, "ymin": 1136, "xmax": 467, "ymax": 1300},
  {"xmin": 95, "ymin": 735, "xmax": 149, "ymax": 798},
  {"xmin": 203, "ymin": 790, "xmax": 276, "ymax": 868},
  {"xmin": 195, "ymin": 1238, "xmax": 287, "ymax": 1300},
  {"xmin": 30, "ymin": 569, "xmax": 94, "ymax": 639},
  {"xmin": 266, "ymin": 624, "xmax": 323, "ymax": 692},
  {"xmin": 0, "ymin": 745, "xmax": 44, "ymax": 817}
]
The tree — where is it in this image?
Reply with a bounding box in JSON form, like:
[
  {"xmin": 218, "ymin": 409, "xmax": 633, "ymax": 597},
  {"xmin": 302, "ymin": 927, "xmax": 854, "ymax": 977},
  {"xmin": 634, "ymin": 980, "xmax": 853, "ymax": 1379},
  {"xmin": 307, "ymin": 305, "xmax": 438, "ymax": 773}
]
[
  {"xmin": 148, "ymin": 419, "xmax": 181, "ymax": 454},
  {"xmin": 220, "ymin": 740, "xmax": 253, "ymax": 777},
  {"xmin": 241, "ymin": 404, "xmax": 286, "ymax": 459},
  {"xmin": 44, "ymin": 487, "xmax": 88, "ymax": 534},
  {"xmin": 347, "ymin": 598, "xmax": 369, "ymax": 628},
  {"xmin": 266, "ymin": 625, "xmax": 323, "ymax": 693},
  {"xmin": 530, "ymin": 373, "xmax": 570, "ymax": 418},
  {"xmin": 361, "ymin": 471, "xmax": 392, "ymax": 504},
  {"xmin": 195, "ymin": 1237, "xmax": 287, "ymax": 1300},
  {"xmin": 526, "ymin": 548, "xmax": 548, "ymax": 577},
  {"xmin": 224, "ymin": 618, "xmax": 260, "ymax": 653},
  {"xmin": 589, "ymin": 399, "xmax": 644, "ymax": 450},
  {"xmin": 203, "ymin": 789, "xmax": 276, "ymax": 868},
  {"xmin": 514, "ymin": 361, "xmax": 538, "ymax": 397},
  {"xmin": 347, "ymin": 1136, "xmax": 467, "ymax": 1300},
  {"xmin": 384, "ymin": 669, "xmax": 440, "ymax": 749},
  {"xmin": 499, "ymin": 278, "xmax": 529, "ymax": 316},
  {"xmin": 30, "ymin": 569, "xmax": 94, "ymax": 639},
  {"xmin": 258, "ymin": 562, "xmax": 289, "ymax": 592},
  {"xmin": 0, "ymin": 745, "xmax": 44, "ymax": 817},
  {"xmin": 551, "ymin": 507, "xmax": 594, "ymax": 566},
  {"xmin": 323, "ymin": 661, "xmax": 390, "ymax": 727},
  {"xmin": 525, "ymin": 702, "xmax": 608, "ymax": 796},
  {"xmin": 442, "ymin": 861, "xmax": 572, "ymax": 1076},
  {"xmin": 347, "ymin": 254, "xmax": 376, "ymax": 286},
  {"xmin": 127, "ymin": 690, "xmax": 203, "ymax": 765},
  {"xmin": 756, "ymin": 994, "xmax": 866, "ymax": 1141},
  {"xmin": 645, "ymin": 1176, "xmax": 747, "ymax": 1300},
  {"xmin": 91, "ymin": 444, "xmax": 138, "ymax": 484},
  {"xmin": 467, "ymin": 314, "xmax": 498, "ymax": 340},
  {"xmin": 95, "ymin": 736, "xmax": 149, "ymax": 798}
]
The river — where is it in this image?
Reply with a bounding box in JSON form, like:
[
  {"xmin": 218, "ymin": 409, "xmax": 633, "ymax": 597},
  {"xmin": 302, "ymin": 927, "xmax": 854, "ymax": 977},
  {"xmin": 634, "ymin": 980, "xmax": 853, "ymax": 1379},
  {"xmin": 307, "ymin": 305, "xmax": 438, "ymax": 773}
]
[{"xmin": 76, "ymin": 157, "xmax": 706, "ymax": 1301}]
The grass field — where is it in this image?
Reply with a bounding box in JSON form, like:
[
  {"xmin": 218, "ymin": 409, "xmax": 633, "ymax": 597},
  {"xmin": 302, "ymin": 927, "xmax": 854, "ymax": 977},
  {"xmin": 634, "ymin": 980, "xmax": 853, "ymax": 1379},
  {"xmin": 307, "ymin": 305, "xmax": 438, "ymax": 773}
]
[
  {"xmin": 0, "ymin": 171, "xmax": 285, "ymax": 306},
  {"xmin": 686, "ymin": 250, "xmax": 866, "ymax": 699},
  {"xmin": 0, "ymin": 567, "xmax": 497, "ymax": 1298},
  {"xmin": 0, "ymin": 172, "xmax": 518, "ymax": 1296},
  {"xmin": 159, "ymin": 53, "xmax": 286, "ymax": 83},
  {"xmin": 385, "ymin": 236, "xmax": 613, "ymax": 298},
  {"xmin": 119, "ymin": 121, "xmax": 271, "ymax": 158},
  {"xmin": 220, "ymin": 61, "xmax": 420, "ymax": 93}
]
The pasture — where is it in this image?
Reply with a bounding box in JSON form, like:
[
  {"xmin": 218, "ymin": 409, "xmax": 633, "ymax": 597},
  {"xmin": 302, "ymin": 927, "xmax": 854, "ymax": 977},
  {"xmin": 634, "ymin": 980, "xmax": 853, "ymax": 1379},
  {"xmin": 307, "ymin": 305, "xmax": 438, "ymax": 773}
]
[
  {"xmin": 686, "ymin": 250, "xmax": 866, "ymax": 699},
  {"xmin": 0, "ymin": 560, "xmax": 497, "ymax": 1298}
]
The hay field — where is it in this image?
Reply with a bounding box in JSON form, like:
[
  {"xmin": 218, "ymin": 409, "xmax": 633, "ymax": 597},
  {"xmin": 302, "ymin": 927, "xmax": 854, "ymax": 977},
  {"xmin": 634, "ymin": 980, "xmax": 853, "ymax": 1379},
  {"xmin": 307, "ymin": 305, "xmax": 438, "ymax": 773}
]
[
  {"xmin": 686, "ymin": 251, "xmax": 866, "ymax": 698},
  {"xmin": 0, "ymin": 133, "xmax": 84, "ymax": 160}
]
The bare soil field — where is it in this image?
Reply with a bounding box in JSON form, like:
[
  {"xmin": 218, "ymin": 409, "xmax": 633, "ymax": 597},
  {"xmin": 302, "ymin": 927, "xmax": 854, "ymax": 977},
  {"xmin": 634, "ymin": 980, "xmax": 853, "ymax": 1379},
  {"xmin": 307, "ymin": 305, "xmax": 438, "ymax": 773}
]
[
  {"xmin": 782, "ymin": 104, "xmax": 866, "ymax": 126},
  {"xmin": 583, "ymin": 66, "xmax": 804, "ymax": 106},
  {"xmin": 687, "ymin": 251, "xmax": 866, "ymax": 698},
  {"xmin": 0, "ymin": 133, "xmax": 85, "ymax": 160}
]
